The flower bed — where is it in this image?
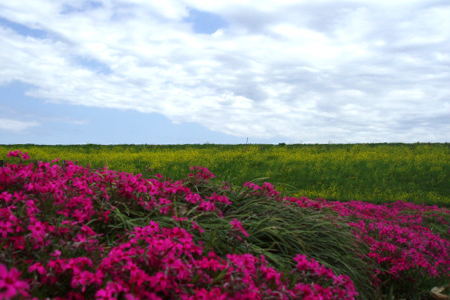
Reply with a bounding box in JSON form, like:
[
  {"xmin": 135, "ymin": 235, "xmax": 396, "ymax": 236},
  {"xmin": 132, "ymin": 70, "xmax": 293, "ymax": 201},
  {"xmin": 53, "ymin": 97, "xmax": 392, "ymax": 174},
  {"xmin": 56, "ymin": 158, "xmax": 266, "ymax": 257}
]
[{"xmin": 0, "ymin": 150, "xmax": 448, "ymax": 299}]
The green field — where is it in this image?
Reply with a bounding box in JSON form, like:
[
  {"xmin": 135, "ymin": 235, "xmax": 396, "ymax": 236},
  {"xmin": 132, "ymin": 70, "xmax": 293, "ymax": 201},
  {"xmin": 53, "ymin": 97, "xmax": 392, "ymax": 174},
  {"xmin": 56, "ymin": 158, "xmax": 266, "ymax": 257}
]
[{"xmin": 1, "ymin": 143, "xmax": 449, "ymax": 206}]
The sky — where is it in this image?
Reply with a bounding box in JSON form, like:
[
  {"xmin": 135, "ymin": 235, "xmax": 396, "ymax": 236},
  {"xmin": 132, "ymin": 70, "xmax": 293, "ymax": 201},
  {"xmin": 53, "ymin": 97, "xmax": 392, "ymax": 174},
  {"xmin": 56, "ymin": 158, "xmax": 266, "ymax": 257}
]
[{"xmin": 0, "ymin": 0, "xmax": 449, "ymax": 144}]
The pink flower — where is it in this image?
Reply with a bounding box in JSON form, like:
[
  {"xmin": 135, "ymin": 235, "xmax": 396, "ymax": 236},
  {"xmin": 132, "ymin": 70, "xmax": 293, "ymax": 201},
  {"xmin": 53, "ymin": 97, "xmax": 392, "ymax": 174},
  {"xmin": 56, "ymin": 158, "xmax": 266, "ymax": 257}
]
[
  {"xmin": 96, "ymin": 281, "xmax": 127, "ymax": 300},
  {"xmin": 6, "ymin": 150, "xmax": 30, "ymax": 160},
  {"xmin": 71, "ymin": 270, "xmax": 97, "ymax": 292},
  {"xmin": 189, "ymin": 287, "xmax": 227, "ymax": 300},
  {"xmin": 185, "ymin": 193, "xmax": 202, "ymax": 204},
  {"xmin": 208, "ymin": 193, "xmax": 232, "ymax": 205},
  {"xmin": 0, "ymin": 264, "xmax": 29, "ymax": 299},
  {"xmin": 188, "ymin": 166, "xmax": 216, "ymax": 181},
  {"xmin": 199, "ymin": 201, "xmax": 216, "ymax": 212},
  {"xmin": 191, "ymin": 221, "xmax": 205, "ymax": 234},
  {"xmin": 6, "ymin": 150, "xmax": 20, "ymax": 158},
  {"xmin": 27, "ymin": 221, "xmax": 48, "ymax": 245},
  {"xmin": 229, "ymin": 218, "xmax": 250, "ymax": 237},
  {"xmin": 243, "ymin": 182, "xmax": 261, "ymax": 191},
  {"xmin": 261, "ymin": 182, "xmax": 280, "ymax": 197},
  {"xmin": 28, "ymin": 262, "xmax": 46, "ymax": 275}
]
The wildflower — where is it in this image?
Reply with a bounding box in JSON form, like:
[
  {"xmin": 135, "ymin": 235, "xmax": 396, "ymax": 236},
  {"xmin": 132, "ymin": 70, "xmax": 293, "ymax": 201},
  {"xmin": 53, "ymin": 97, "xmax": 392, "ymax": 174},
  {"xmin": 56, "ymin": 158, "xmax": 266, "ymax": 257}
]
[
  {"xmin": 96, "ymin": 281, "xmax": 127, "ymax": 300},
  {"xmin": 28, "ymin": 263, "xmax": 46, "ymax": 275},
  {"xmin": 229, "ymin": 218, "xmax": 250, "ymax": 237},
  {"xmin": 27, "ymin": 221, "xmax": 48, "ymax": 245},
  {"xmin": 51, "ymin": 250, "xmax": 62, "ymax": 258},
  {"xmin": 188, "ymin": 166, "xmax": 216, "ymax": 181},
  {"xmin": 185, "ymin": 193, "xmax": 202, "ymax": 204},
  {"xmin": 6, "ymin": 150, "xmax": 30, "ymax": 160},
  {"xmin": 243, "ymin": 182, "xmax": 261, "ymax": 191},
  {"xmin": 261, "ymin": 182, "xmax": 280, "ymax": 197},
  {"xmin": 208, "ymin": 193, "xmax": 232, "ymax": 205},
  {"xmin": 0, "ymin": 264, "xmax": 29, "ymax": 299},
  {"xmin": 191, "ymin": 221, "xmax": 205, "ymax": 234},
  {"xmin": 198, "ymin": 200, "xmax": 216, "ymax": 212}
]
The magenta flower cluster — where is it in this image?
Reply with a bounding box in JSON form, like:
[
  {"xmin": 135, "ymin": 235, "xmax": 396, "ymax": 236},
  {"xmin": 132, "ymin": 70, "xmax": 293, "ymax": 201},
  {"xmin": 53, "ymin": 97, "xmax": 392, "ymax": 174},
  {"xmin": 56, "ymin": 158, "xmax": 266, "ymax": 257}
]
[
  {"xmin": 281, "ymin": 196, "xmax": 450, "ymax": 285},
  {"xmin": 0, "ymin": 151, "xmax": 357, "ymax": 299},
  {"xmin": 188, "ymin": 166, "xmax": 216, "ymax": 182}
]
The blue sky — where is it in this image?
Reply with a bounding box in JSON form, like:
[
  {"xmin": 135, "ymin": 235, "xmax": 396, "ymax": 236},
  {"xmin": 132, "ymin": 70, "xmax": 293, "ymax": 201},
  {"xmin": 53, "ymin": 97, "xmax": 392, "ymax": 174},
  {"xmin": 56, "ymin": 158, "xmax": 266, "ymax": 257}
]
[
  {"xmin": 0, "ymin": 81, "xmax": 245, "ymax": 144},
  {"xmin": 1, "ymin": 1, "xmax": 449, "ymax": 144}
]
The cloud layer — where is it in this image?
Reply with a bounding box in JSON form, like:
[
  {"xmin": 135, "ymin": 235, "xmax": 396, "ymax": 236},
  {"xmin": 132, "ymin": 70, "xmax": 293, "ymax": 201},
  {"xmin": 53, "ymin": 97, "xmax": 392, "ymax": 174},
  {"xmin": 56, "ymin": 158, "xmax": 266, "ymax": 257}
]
[
  {"xmin": 0, "ymin": 117, "xmax": 39, "ymax": 132},
  {"xmin": 1, "ymin": 0, "xmax": 449, "ymax": 142}
]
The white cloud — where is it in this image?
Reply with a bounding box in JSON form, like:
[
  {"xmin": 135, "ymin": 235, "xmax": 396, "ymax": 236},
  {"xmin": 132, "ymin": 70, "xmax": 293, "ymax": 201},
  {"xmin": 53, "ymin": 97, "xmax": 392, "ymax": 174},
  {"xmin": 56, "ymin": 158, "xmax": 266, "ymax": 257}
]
[
  {"xmin": 0, "ymin": 0, "xmax": 449, "ymax": 142},
  {"xmin": 0, "ymin": 118, "xmax": 39, "ymax": 132}
]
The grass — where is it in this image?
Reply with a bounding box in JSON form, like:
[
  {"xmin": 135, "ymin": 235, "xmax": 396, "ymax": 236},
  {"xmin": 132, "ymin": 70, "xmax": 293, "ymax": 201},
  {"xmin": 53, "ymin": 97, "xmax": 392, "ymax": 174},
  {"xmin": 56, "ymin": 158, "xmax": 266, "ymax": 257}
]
[{"xmin": 0, "ymin": 143, "xmax": 449, "ymax": 206}]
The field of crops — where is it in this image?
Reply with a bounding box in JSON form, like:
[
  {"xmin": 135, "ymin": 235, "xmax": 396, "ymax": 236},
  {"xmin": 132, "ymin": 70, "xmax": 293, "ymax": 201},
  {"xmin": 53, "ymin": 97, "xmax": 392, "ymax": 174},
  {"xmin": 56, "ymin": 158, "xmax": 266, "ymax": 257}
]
[{"xmin": 0, "ymin": 143, "xmax": 449, "ymax": 206}]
